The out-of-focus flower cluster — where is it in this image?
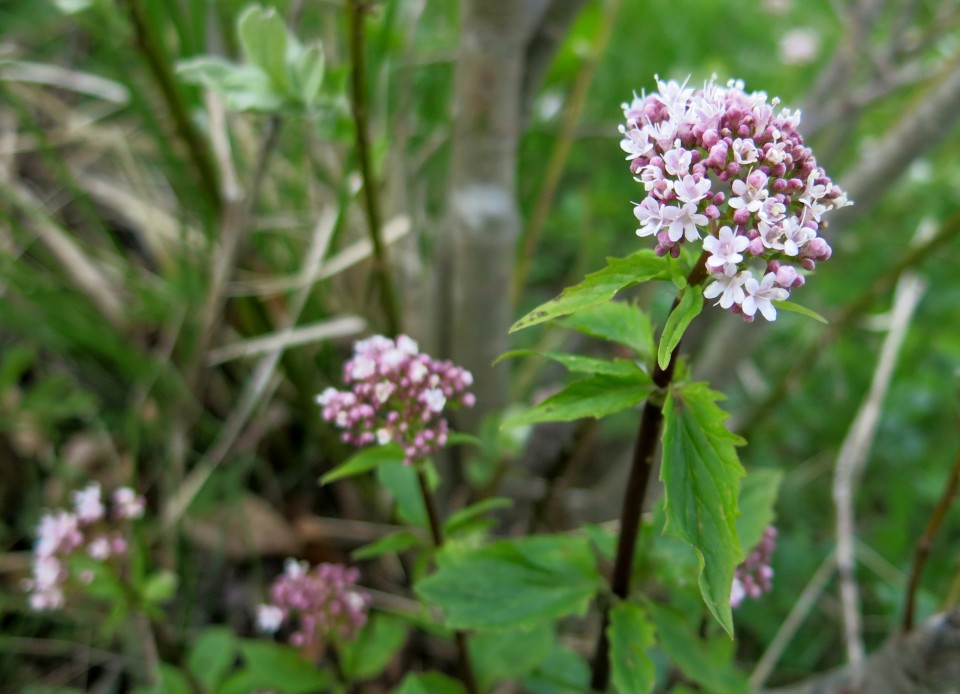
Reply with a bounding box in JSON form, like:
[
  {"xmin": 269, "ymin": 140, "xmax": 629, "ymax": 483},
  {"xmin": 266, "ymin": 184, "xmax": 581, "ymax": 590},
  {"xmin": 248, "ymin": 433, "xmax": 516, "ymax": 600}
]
[
  {"xmin": 731, "ymin": 526, "xmax": 777, "ymax": 609},
  {"xmin": 621, "ymin": 76, "xmax": 850, "ymax": 321},
  {"xmin": 24, "ymin": 483, "xmax": 145, "ymax": 611},
  {"xmin": 256, "ymin": 559, "xmax": 371, "ymax": 648},
  {"xmin": 317, "ymin": 335, "xmax": 475, "ymax": 465}
]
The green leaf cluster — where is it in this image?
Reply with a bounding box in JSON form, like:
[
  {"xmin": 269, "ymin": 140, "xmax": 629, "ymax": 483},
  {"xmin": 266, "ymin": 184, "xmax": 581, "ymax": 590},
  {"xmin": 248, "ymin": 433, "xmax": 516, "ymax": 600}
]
[{"xmin": 177, "ymin": 4, "xmax": 330, "ymax": 113}]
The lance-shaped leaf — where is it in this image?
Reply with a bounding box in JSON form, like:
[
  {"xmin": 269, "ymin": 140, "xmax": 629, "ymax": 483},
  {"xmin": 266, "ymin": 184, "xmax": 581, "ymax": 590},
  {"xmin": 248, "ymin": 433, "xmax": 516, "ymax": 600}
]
[
  {"xmin": 320, "ymin": 444, "xmax": 404, "ymax": 485},
  {"xmin": 661, "ymin": 383, "xmax": 745, "ymax": 636},
  {"xmin": 657, "ymin": 285, "xmax": 704, "ymax": 370},
  {"xmin": 510, "ymin": 251, "xmax": 669, "ymax": 332},
  {"xmin": 497, "ymin": 349, "xmax": 644, "ymax": 376},
  {"xmin": 502, "ymin": 372, "xmax": 654, "ymax": 428},
  {"xmin": 561, "ymin": 301, "xmax": 655, "ymax": 360},
  {"xmin": 736, "ymin": 468, "xmax": 783, "ymax": 552},
  {"xmin": 415, "ymin": 536, "xmax": 602, "ymax": 630},
  {"xmin": 609, "ymin": 602, "xmax": 656, "ymax": 694}
]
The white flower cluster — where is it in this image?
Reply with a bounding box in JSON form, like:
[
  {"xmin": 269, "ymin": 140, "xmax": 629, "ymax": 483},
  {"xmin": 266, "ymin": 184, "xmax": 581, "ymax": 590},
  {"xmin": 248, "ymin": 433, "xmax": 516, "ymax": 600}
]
[{"xmin": 622, "ymin": 76, "xmax": 850, "ymax": 320}]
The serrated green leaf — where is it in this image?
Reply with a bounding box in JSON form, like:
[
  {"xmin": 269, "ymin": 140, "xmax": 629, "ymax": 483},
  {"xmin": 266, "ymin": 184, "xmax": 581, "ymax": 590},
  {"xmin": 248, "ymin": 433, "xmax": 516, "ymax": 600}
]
[
  {"xmin": 352, "ymin": 529, "xmax": 425, "ymax": 560},
  {"xmin": 391, "ymin": 672, "xmax": 465, "ymax": 694},
  {"xmin": 470, "ymin": 622, "xmax": 554, "ymax": 690},
  {"xmin": 645, "ymin": 602, "xmax": 749, "ymax": 694},
  {"xmin": 503, "ymin": 373, "xmax": 654, "ymax": 428},
  {"xmin": 340, "ymin": 613, "xmax": 409, "ymax": 682},
  {"xmin": 238, "ymin": 5, "xmax": 290, "ymax": 93},
  {"xmin": 185, "ymin": 627, "xmax": 237, "ymax": 692},
  {"xmin": 771, "ymin": 300, "xmax": 829, "ymax": 324},
  {"xmin": 657, "ymin": 286, "xmax": 704, "ymax": 370},
  {"xmin": 562, "ymin": 301, "xmax": 655, "ymax": 360},
  {"xmin": 497, "ymin": 350, "xmax": 644, "ymax": 376},
  {"xmin": 321, "ymin": 443, "xmax": 404, "ymax": 484},
  {"xmin": 511, "ymin": 251, "xmax": 670, "ymax": 332},
  {"xmin": 736, "ymin": 468, "xmax": 782, "ymax": 552},
  {"xmin": 443, "ymin": 497, "xmax": 513, "ymax": 536},
  {"xmin": 415, "ymin": 536, "xmax": 601, "ymax": 630},
  {"xmin": 609, "ymin": 602, "xmax": 656, "ymax": 694},
  {"xmin": 661, "ymin": 383, "xmax": 745, "ymax": 636}
]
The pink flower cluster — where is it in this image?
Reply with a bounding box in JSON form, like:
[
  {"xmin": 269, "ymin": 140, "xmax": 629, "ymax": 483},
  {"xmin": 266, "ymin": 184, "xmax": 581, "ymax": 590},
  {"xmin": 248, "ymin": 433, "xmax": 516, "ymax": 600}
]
[
  {"xmin": 731, "ymin": 526, "xmax": 777, "ymax": 609},
  {"xmin": 24, "ymin": 483, "xmax": 145, "ymax": 611},
  {"xmin": 317, "ymin": 335, "xmax": 475, "ymax": 465},
  {"xmin": 622, "ymin": 76, "xmax": 850, "ymax": 321},
  {"xmin": 256, "ymin": 559, "xmax": 371, "ymax": 647}
]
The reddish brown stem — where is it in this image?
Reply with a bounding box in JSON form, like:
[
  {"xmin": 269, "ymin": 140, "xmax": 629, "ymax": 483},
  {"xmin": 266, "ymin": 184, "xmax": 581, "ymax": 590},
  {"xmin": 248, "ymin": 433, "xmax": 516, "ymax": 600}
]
[
  {"xmin": 903, "ymin": 446, "xmax": 960, "ymax": 632},
  {"xmin": 590, "ymin": 252, "xmax": 709, "ymax": 691}
]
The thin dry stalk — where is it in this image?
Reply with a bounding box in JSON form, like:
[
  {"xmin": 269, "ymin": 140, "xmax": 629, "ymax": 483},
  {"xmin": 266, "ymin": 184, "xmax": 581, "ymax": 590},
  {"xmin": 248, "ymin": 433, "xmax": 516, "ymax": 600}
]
[
  {"xmin": 832, "ymin": 271, "xmax": 926, "ymax": 679},
  {"xmin": 903, "ymin": 448, "xmax": 960, "ymax": 632},
  {"xmin": 207, "ymin": 316, "xmax": 366, "ymax": 365},
  {"xmin": 750, "ymin": 551, "xmax": 837, "ymax": 689},
  {"xmin": 164, "ymin": 208, "xmax": 340, "ymax": 527}
]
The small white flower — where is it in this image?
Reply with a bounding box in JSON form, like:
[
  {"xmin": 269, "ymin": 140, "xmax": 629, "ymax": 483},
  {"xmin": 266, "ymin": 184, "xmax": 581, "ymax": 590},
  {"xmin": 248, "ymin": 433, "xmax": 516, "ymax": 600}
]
[
  {"xmin": 422, "ymin": 388, "xmax": 446, "ymax": 413},
  {"xmin": 662, "ymin": 203, "xmax": 708, "ymax": 243},
  {"xmin": 703, "ymin": 271, "xmax": 750, "ymax": 309},
  {"xmin": 742, "ymin": 272, "xmax": 789, "ymax": 321},
  {"xmin": 345, "ymin": 591, "xmax": 366, "ymax": 613},
  {"xmin": 731, "ymin": 576, "xmax": 746, "ymax": 609},
  {"xmin": 113, "ymin": 487, "xmax": 145, "ymax": 520},
  {"xmin": 729, "ymin": 176, "xmax": 768, "ymax": 213},
  {"xmin": 674, "ymin": 174, "xmax": 712, "ymax": 204},
  {"xmin": 375, "ymin": 428, "xmax": 391, "ymax": 445},
  {"xmin": 732, "ymin": 138, "xmax": 758, "ymax": 165},
  {"xmin": 88, "ymin": 537, "xmax": 112, "ymax": 560},
  {"xmin": 663, "ymin": 146, "xmax": 692, "ymax": 177},
  {"xmin": 256, "ymin": 604, "xmax": 285, "ymax": 633},
  {"xmin": 619, "ymin": 124, "xmax": 653, "ymax": 160},
  {"xmin": 374, "ymin": 382, "xmax": 395, "ymax": 404},
  {"xmin": 408, "ymin": 361, "xmax": 428, "ymax": 383},
  {"xmin": 73, "ymin": 484, "xmax": 104, "ymax": 524},
  {"xmin": 703, "ymin": 226, "xmax": 749, "ymax": 274},
  {"xmin": 634, "ymin": 197, "xmax": 665, "ymax": 237},
  {"xmin": 316, "ymin": 387, "xmax": 338, "ymax": 407},
  {"xmin": 284, "ymin": 558, "xmax": 309, "ymax": 579},
  {"xmin": 396, "ymin": 335, "xmax": 419, "ymax": 355},
  {"xmin": 350, "ymin": 356, "xmax": 376, "ymax": 380}
]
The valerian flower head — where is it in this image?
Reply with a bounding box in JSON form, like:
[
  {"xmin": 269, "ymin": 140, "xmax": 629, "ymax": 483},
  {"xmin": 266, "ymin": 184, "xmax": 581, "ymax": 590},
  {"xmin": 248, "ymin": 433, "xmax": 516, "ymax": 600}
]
[
  {"xmin": 317, "ymin": 335, "xmax": 475, "ymax": 465},
  {"xmin": 256, "ymin": 560, "xmax": 371, "ymax": 648},
  {"xmin": 24, "ymin": 484, "xmax": 146, "ymax": 611},
  {"xmin": 622, "ymin": 76, "xmax": 850, "ymax": 321},
  {"xmin": 731, "ymin": 526, "xmax": 777, "ymax": 609}
]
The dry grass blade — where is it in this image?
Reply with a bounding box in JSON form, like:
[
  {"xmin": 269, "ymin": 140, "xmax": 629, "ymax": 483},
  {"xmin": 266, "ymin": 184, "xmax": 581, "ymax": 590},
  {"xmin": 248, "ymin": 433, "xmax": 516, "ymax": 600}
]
[
  {"xmin": 0, "ymin": 60, "xmax": 130, "ymax": 104},
  {"xmin": 163, "ymin": 208, "xmax": 345, "ymax": 527},
  {"xmin": 227, "ymin": 214, "xmax": 411, "ymax": 298},
  {"xmin": 207, "ymin": 315, "xmax": 366, "ymax": 365},
  {"xmin": 2, "ymin": 183, "xmax": 127, "ymax": 328}
]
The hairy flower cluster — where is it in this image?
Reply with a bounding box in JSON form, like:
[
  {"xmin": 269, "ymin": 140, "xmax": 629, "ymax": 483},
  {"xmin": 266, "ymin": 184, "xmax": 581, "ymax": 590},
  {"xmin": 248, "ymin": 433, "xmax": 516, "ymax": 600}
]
[
  {"xmin": 24, "ymin": 483, "xmax": 145, "ymax": 611},
  {"xmin": 622, "ymin": 76, "xmax": 850, "ymax": 321},
  {"xmin": 256, "ymin": 559, "xmax": 371, "ymax": 647},
  {"xmin": 317, "ymin": 335, "xmax": 475, "ymax": 465},
  {"xmin": 731, "ymin": 526, "xmax": 777, "ymax": 609}
]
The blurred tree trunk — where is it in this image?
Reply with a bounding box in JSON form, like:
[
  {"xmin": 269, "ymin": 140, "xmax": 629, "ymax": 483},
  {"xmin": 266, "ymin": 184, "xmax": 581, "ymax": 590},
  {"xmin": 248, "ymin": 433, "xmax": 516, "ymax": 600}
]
[
  {"xmin": 441, "ymin": 1, "xmax": 587, "ymax": 447},
  {"xmin": 444, "ymin": 2, "xmax": 526, "ymax": 441}
]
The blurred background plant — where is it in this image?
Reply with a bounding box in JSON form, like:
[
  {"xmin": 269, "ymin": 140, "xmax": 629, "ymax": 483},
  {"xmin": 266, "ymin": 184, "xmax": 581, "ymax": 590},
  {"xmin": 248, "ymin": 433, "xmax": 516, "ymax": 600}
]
[{"xmin": 0, "ymin": 0, "xmax": 959, "ymax": 692}]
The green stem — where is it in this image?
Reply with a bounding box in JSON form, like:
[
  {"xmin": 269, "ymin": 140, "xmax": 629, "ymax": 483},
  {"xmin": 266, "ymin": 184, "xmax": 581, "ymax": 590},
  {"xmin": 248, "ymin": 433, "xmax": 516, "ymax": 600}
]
[
  {"xmin": 346, "ymin": 0, "xmax": 402, "ymax": 337},
  {"xmin": 415, "ymin": 466, "xmax": 479, "ymax": 694},
  {"xmin": 119, "ymin": 0, "xmax": 222, "ymax": 215},
  {"xmin": 589, "ymin": 251, "xmax": 709, "ymax": 691}
]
